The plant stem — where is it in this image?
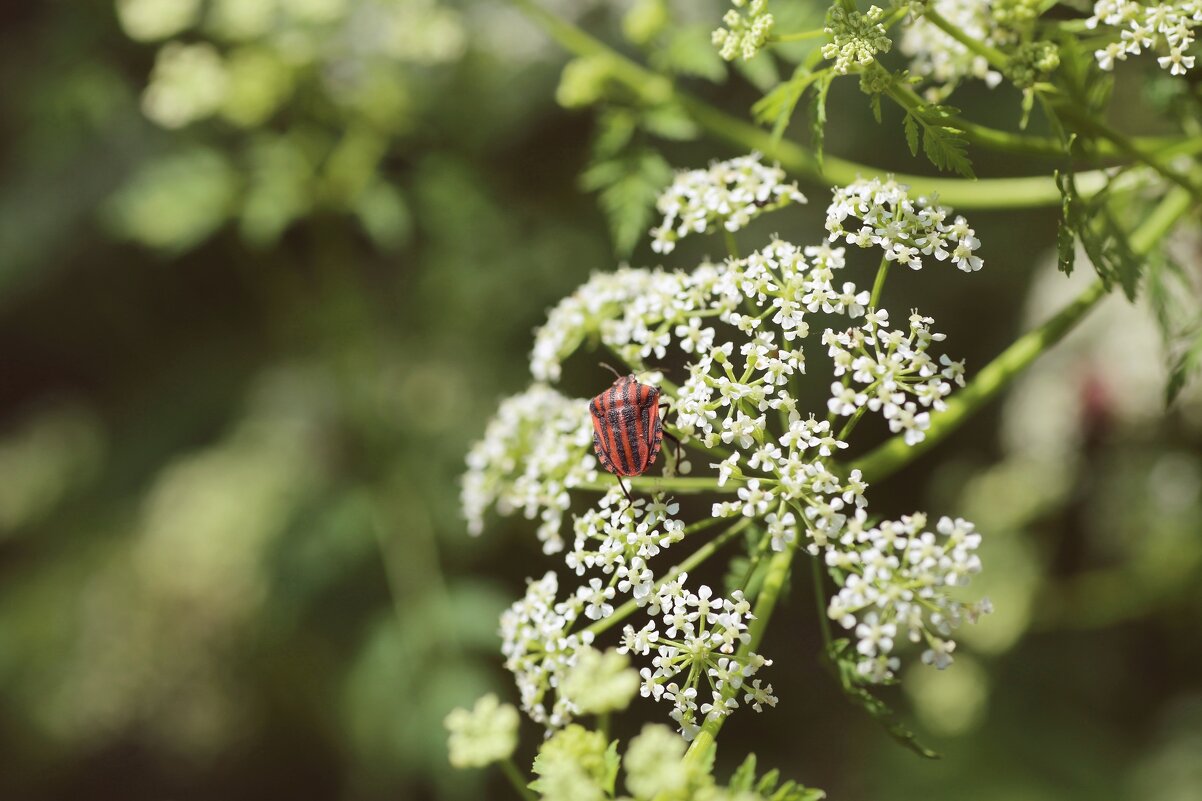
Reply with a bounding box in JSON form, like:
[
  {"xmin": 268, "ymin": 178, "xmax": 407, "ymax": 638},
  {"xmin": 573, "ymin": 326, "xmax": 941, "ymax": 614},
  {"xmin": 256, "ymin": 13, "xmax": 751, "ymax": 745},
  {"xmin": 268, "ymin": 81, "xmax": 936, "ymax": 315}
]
[
  {"xmin": 501, "ymin": 758, "xmax": 537, "ymax": 801},
  {"xmin": 683, "ymin": 545, "xmax": 796, "ymax": 767},
  {"xmin": 868, "ymin": 255, "xmax": 891, "ymax": 308},
  {"xmin": 924, "ymin": 9, "xmax": 1009, "ymax": 70},
  {"xmin": 725, "ymin": 230, "xmax": 741, "ymax": 259},
  {"xmin": 811, "ymin": 555, "xmax": 835, "ymax": 654},
  {"xmin": 510, "ymin": 0, "xmax": 1118, "ymax": 209},
  {"xmin": 576, "ymin": 475, "xmax": 733, "ymax": 494},
  {"xmin": 585, "ymin": 518, "xmax": 752, "ymax": 637},
  {"xmin": 849, "ymin": 184, "xmax": 1195, "ymax": 483},
  {"xmin": 771, "ymin": 28, "xmax": 827, "ymax": 43}
]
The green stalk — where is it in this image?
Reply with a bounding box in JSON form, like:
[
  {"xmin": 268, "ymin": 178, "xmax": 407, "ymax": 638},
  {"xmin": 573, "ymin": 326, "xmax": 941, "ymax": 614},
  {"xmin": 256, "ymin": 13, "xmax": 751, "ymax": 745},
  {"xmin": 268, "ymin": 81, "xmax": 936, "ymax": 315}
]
[
  {"xmin": 923, "ymin": 9, "xmax": 1010, "ymax": 70},
  {"xmin": 501, "ymin": 758, "xmax": 537, "ymax": 801},
  {"xmin": 585, "ymin": 518, "xmax": 752, "ymax": 637},
  {"xmin": 683, "ymin": 545, "xmax": 796, "ymax": 767},
  {"xmin": 510, "ymin": 0, "xmax": 1116, "ymax": 209},
  {"xmin": 850, "ymin": 185, "xmax": 1195, "ymax": 483},
  {"xmin": 576, "ymin": 475, "xmax": 733, "ymax": 494}
]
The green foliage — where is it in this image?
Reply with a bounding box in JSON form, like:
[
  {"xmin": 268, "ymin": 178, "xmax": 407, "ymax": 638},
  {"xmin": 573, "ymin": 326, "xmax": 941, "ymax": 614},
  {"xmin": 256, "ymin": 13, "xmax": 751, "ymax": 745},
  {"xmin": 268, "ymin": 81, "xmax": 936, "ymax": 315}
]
[
  {"xmin": 727, "ymin": 753, "xmax": 827, "ymax": 800},
  {"xmin": 581, "ymin": 148, "xmax": 673, "ymax": 257},
  {"xmin": 753, "ymin": 64, "xmax": 828, "ymax": 146},
  {"xmin": 1057, "ymin": 174, "xmax": 1143, "ymax": 300},
  {"xmin": 809, "ymin": 72, "xmax": 834, "ymax": 169},
  {"xmin": 649, "ymin": 26, "xmax": 729, "ymax": 82},
  {"xmin": 903, "ymin": 105, "xmax": 975, "ymax": 179},
  {"xmin": 826, "ymin": 638, "xmax": 940, "ymax": 759}
]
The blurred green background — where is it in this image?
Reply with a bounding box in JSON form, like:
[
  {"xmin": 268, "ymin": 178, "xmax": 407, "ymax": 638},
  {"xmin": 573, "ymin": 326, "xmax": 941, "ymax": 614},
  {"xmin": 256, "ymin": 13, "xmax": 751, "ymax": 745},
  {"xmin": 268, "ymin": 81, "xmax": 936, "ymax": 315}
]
[{"xmin": 1, "ymin": 1, "xmax": 1200, "ymax": 800}]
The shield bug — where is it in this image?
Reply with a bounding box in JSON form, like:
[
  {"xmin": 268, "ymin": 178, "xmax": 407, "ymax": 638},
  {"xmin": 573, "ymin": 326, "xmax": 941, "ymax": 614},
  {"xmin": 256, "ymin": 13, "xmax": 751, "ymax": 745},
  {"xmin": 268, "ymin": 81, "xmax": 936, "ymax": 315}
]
[{"xmin": 588, "ymin": 365, "xmax": 676, "ymax": 502}]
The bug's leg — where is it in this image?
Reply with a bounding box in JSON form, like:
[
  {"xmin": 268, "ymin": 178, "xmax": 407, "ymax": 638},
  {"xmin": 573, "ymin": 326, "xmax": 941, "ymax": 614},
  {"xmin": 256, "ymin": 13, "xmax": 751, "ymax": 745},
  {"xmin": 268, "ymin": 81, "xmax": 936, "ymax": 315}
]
[
  {"xmin": 662, "ymin": 429, "xmax": 681, "ymax": 475},
  {"xmin": 617, "ymin": 475, "xmax": 635, "ymax": 511}
]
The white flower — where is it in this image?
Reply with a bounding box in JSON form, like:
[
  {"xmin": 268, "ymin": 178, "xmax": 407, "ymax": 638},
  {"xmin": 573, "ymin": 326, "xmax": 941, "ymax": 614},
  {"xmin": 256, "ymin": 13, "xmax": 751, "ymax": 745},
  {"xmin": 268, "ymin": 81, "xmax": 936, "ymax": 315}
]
[
  {"xmin": 900, "ymin": 0, "xmax": 1009, "ymax": 99},
  {"xmin": 823, "ymin": 5, "xmax": 892, "ymax": 75},
  {"xmin": 826, "ymin": 177, "xmax": 984, "ymax": 273},
  {"xmin": 650, "ymin": 153, "xmax": 805, "ymax": 254},
  {"xmin": 1088, "ymin": 0, "xmax": 1199, "ymax": 75},
  {"xmin": 712, "ymin": 0, "xmax": 775, "ymax": 62},
  {"xmin": 470, "ymin": 169, "xmax": 990, "ymax": 730}
]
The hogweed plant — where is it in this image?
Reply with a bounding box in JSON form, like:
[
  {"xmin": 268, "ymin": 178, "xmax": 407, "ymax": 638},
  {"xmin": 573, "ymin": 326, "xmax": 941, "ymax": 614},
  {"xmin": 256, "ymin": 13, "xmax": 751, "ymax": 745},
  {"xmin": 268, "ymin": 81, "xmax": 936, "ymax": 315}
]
[{"xmin": 449, "ymin": 0, "xmax": 1202, "ymax": 798}]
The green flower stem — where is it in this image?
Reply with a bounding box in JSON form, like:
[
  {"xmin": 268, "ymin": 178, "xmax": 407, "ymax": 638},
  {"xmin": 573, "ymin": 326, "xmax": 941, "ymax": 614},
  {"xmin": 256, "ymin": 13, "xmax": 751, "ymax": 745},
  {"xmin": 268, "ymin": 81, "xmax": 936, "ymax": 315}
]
[
  {"xmin": 811, "ymin": 555, "xmax": 835, "ymax": 654},
  {"xmin": 868, "ymin": 254, "xmax": 891, "ymax": 308},
  {"xmin": 585, "ymin": 518, "xmax": 753, "ymax": 638},
  {"xmin": 849, "ymin": 184, "xmax": 1195, "ymax": 483},
  {"xmin": 501, "ymin": 758, "xmax": 537, "ymax": 801},
  {"xmin": 881, "ymin": 74, "xmax": 1200, "ymax": 161},
  {"xmin": 771, "ymin": 28, "xmax": 827, "ymax": 43},
  {"xmin": 683, "ymin": 545, "xmax": 796, "ymax": 768},
  {"xmin": 725, "ymin": 230, "xmax": 741, "ymax": 259},
  {"xmin": 510, "ymin": 0, "xmax": 1116, "ymax": 209},
  {"xmin": 923, "ymin": 8, "xmax": 1010, "ymax": 70},
  {"xmin": 1050, "ymin": 100, "xmax": 1202, "ymax": 201},
  {"xmin": 675, "ymin": 92, "xmax": 1112, "ymax": 208},
  {"xmin": 576, "ymin": 475, "xmax": 733, "ymax": 494}
]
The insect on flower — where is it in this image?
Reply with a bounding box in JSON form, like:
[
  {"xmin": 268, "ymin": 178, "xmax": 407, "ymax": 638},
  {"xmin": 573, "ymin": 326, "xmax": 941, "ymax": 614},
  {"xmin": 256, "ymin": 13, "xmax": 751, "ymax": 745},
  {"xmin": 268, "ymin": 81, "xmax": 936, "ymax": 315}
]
[{"xmin": 588, "ymin": 365, "xmax": 677, "ymax": 501}]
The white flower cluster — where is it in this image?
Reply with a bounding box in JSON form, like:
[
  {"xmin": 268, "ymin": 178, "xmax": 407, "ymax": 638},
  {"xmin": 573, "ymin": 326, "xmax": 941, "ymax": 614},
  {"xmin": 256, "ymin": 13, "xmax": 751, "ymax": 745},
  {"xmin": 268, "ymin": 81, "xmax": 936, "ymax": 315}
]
[
  {"xmin": 825, "ymin": 309, "xmax": 967, "ymax": 445},
  {"xmin": 826, "ymin": 176, "xmax": 983, "ymax": 272},
  {"xmin": 826, "ymin": 513, "xmax": 992, "ymax": 681},
  {"xmin": 712, "ymin": 0, "xmax": 775, "ymax": 62},
  {"xmin": 823, "ymin": 5, "xmax": 893, "ymax": 75},
  {"xmin": 900, "ymin": 0, "xmax": 1009, "ymax": 97},
  {"xmin": 469, "ymin": 170, "xmax": 992, "ymax": 738},
  {"xmin": 620, "ymin": 575, "xmax": 777, "ymax": 740},
  {"xmin": 650, "ymin": 153, "xmax": 806, "ymax": 255},
  {"xmin": 461, "ymin": 385, "xmax": 597, "ymax": 553},
  {"xmin": 1087, "ymin": 0, "xmax": 1200, "ymax": 74}
]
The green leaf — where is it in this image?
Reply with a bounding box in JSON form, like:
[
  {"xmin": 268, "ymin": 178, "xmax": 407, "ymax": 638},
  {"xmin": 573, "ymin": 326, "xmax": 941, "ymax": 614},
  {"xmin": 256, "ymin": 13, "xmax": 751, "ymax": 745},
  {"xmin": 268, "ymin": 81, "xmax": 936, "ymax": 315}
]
[
  {"xmin": 603, "ymin": 738, "xmax": 621, "ymax": 794},
  {"xmin": 641, "ymin": 102, "xmax": 700, "ymax": 141},
  {"xmin": 581, "ymin": 149, "xmax": 673, "ymax": 256},
  {"xmin": 869, "ymin": 92, "xmax": 882, "ymax": 124},
  {"xmin": 594, "ymin": 109, "xmax": 638, "ymax": 160},
  {"xmin": 916, "ymin": 106, "xmax": 974, "ymax": 178},
  {"xmin": 1166, "ymin": 334, "xmax": 1202, "ymax": 405},
  {"xmin": 810, "ymin": 72, "xmax": 834, "ymax": 169},
  {"xmin": 1054, "ymin": 170, "xmax": 1075, "ymax": 276},
  {"xmin": 725, "ymin": 752, "xmax": 826, "ymax": 800},
  {"xmin": 902, "ymin": 112, "xmax": 919, "ymax": 157},
  {"xmin": 753, "ymin": 65, "xmax": 826, "ymax": 145},
  {"xmin": 729, "ymin": 753, "xmax": 758, "ymax": 792},
  {"xmin": 649, "ymin": 25, "xmax": 727, "ymax": 82},
  {"xmin": 825, "ymin": 639, "xmax": 940, "ymax": 759},
  {"xmin": 1147, "ymin": 253, "xmax": 1202, "ymax": 405}
]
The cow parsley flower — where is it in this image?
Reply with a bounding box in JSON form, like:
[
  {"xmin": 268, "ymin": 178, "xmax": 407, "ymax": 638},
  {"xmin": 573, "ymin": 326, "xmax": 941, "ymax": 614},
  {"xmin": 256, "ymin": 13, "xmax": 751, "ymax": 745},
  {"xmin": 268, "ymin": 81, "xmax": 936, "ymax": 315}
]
[
  {"xmin": 712, "ymin": 0, "xmax": 775, "ymax": 62},
  {"xmin": 827, "ymin": 514, "xmax": 992, "ymax": 681},
  {"xmin": 461, "ymin": 385, "xmax": 597, "ymax": 553},
  {"xmin": 650, "ymin": 153, "xmax": 806, "ymax": 254},
  {"xmin": 444, "ymin": 693, "xmax": 520, "ymax": 768},
  {"xmin": 900, "ymin": 0, "xmax": 1010, "ymax": 98},
  {"xmin": 823, "ymin": 5, "xmax": 893, "ymax": 74},
  {"xmin": 624, "ymin": 724, "xmax": 691, "ymax": 798},
  {"xmin": 560, "ymin": 647, "xmax": 641, "ymax": 714},
  {"xmin": 468, "ymin": 166, "xmax": 992, "ymax": 736},
  {"xmin": 826, "ymin": 177, "xmax": 983, "ymax": 272},
  {"xmin": 1087, "ymin": 0, "xmax": 1200, "ymax": 75}
]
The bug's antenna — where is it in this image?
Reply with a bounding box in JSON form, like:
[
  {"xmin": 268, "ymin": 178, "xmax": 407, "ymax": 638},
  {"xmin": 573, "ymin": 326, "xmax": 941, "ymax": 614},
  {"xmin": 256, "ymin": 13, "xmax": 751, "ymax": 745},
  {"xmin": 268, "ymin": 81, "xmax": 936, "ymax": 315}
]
[{"xmin": 598, "ymin": 362, "xmax": 624, "ymax": 380}]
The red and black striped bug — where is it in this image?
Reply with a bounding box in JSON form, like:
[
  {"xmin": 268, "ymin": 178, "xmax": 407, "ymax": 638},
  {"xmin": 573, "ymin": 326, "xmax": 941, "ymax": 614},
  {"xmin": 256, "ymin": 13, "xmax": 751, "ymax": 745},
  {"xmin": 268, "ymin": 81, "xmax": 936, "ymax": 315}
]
[{"xmin": 588, "ymin": 365, "xmax": 677, "ymax": 503}]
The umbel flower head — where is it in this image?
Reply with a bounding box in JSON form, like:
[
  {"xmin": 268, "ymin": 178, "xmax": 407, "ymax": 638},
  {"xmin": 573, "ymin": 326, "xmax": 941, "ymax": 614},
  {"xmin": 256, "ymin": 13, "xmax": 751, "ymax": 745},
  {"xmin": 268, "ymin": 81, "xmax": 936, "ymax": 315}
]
[
  {"xmin": 1087, "ymin": 0, "xmax": 1200, "ymax": 75},
  {"xmin": 650, "ymin": 152, "xmax": 805, "ymax": 255},
  {"xmin": 712, "ymin": 0, "xmax": 775, "ymax": 62},
  {"xmin": 463, "ymin": 162, "xmax": 992, "ymax": 738}
]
